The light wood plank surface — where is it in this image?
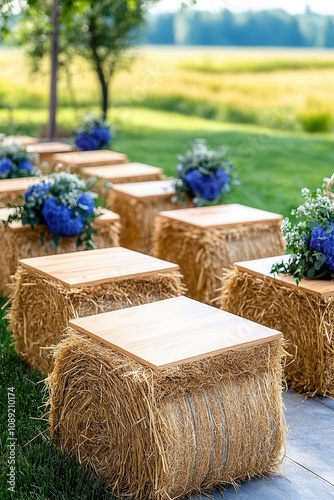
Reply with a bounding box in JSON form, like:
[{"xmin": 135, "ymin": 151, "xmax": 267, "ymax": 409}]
[
  {"xmin": 159, "ymin": 204, "xmax": 282, "ymax": 229},
  {"xmin": 112, "ymin": 179, "xmax": 175, "ymax": 199},
  {"xmin": 19, "ymin": 246, "xmax": 178, "ymax": 287},
  {"xmin": 0, "ymin": 207, "xmax": 119, "ymax": 230},
  {"xmin": 52, "ymin": 150, "xmax": 128, "ymax": 167},
  {"xmin": 0, "ymin": 176, "xmax": 47, "ymax": 194},
  {"xmin": 69, "ymin": 296, "xmax": 281, "ymax": 369},
  {"xmin": 234, "ymin": 255, "xmax": 334, "ymax": 297},
  {"xmin": 3, "ymin": 135, "xmax": 39, "ymax": 146},
  {"xmin": 81, "ymin": 162, "xmax": 163, "ymax": 181},
  {"xmin": 26, "ymin": 142, "xmax": 74, "ymax": 154}
]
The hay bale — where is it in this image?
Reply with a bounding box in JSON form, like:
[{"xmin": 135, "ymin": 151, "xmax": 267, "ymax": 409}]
[
  {"xmin": 50, "ymin": 150, "xmax": 128, "ymax": 174},
  {"xmin": 10, "ymin": 249, "xmax": 185, "ymax": 373},
  {"xmin": 26, "ymin": 142, "xmax": 75, "ymax": 173},
  {"xmin": 48, "ymin": 321, "xmax": 285, "ymax": 499},
  {"xmin": 0, "ymin": 208, "xmax": 120, "ymax": 297},
  {"xmin": 81, "ymin": 163, "xmax": 165, "ymax": 206},
  {"xmin": 111, "ymin": 180, "xmax": 193, "ymax": 254},
  {"xmin": 0, "ymin": 176, "xmax": 44, "ymax": 208},
  {"xmin": 154, "ymin": 205, "xmax": 285, "ymax": 306},
  {"xmin": 221, "ymin": 258, "xmax": 334, "ymax": 397}
]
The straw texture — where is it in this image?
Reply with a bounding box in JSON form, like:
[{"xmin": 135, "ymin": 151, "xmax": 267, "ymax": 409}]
[
  {"xmin": 154, "ymin": 218, "xmax": 285, "ymax": 305},
  {"xmin": 222, "ymin": 270, "xmax": 334, "ymax": 397},
  {"xmin": 0, "ymin": 219, "xmax": 120, "ymax": 297},
  {"xmin": 49, "ymin": 331, "xmax": 286, "ymax": 499},
  {"xmin": 110, "ymin": 192, "xmax": 192, "ymax": 254},
  {"xmin": 10, "ymin": 266, "xmax": 185, "ymax": 374},
  {"xmin": 0, "ymin": 192, "xmax": 24, "ymax": 208}
]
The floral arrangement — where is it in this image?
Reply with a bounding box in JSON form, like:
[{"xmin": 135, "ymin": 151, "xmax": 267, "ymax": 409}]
[
  {"xmin": 0, "ymin": 144, "xmax": 38, "ymax": 179},
  {"xmin": 75, "ymin": 113, "xmax": 112, "ymax": 151},
  {"xmin": 173, "ymin": 139, "xmax": 237, "ymax": 206},
  {"xmin": 3, "ymin": 172, "xmax": 102, "ymax": 249},
  {"xmin": 271, "ymin": 176, "xmax": 334, "ymax": 283}
]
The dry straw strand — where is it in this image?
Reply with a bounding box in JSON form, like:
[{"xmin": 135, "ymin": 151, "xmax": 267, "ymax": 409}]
[
  {"xmin": 221, "ymin": 271, "xmax": 334, "ymax": 397},
  {"xmin": 10, "ymin": 266, "xmax": 185, "ymax": 374},
  {"xmin": 110, "ymin": 191, "xmax": 192, "ymax": 254},
  {"xmin": 48, "ymin": 331, "xmax": 286, "ymax": 499},
  {"xmin": 153, "ymin": 217, "xmax": 285, "ymax": 305}
]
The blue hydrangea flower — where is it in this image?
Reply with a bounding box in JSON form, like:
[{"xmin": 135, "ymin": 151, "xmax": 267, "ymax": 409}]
[
  {"xmin": 184, "ymin": 169, "xmax": 228, "ymax": 202},
  {"xmin": 17, "ymin": 159, "xmax": 33, "ymax": 172},
  {"xmin": 215, "ymin": 168, "xmax": 230, "ymax": 188},
  {"xmin": 78, "ymin": 193, "xmax": 95, "ymax": 215},
  {"xmin": 310, "ymin": 223, "xmax": 334, "ymax": 270},
  {"xmin": 24, "ymin": 182, "xmax": 51, "ymax": 207},
  {"xmin": 309, "ymin": 225, "xmax": 326, "ymax": 253},
  {"xmin": 93, "ymin": 126, "xmax": 111, "ymax": 146},
  {"xmin": 42, "ymin": 196, "xmax": 84, "ymax": 237},
  {"xmin": 75, "ymin": 133, "xmax": 100, "ymax": 151},
  {"xmin": 0, "ymin": 158, "xmax": 14, "ymax": 177}
]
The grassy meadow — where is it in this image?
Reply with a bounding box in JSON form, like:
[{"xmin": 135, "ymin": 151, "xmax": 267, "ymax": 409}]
[{"xmin": 1, "ymin": 45, "xmax": 334, "ymax": 498}]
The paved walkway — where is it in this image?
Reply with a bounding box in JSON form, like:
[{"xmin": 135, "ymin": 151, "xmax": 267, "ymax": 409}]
[{"xmin": 196, "ymin": 390, "xmax": 334, "ymax": 500}]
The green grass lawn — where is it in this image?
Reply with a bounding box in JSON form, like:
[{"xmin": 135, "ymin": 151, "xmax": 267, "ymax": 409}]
[{"xmin": 1, "ymin": 106, "xmax": 334, "ymax": 498}]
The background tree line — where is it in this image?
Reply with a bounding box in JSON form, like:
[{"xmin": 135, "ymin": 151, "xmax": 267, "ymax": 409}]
[{"xmin": 142, "ymin": 8, "xmax": 334, "ymax": 47}]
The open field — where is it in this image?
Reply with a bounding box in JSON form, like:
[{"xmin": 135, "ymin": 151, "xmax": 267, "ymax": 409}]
[{"xmin": 1, "ymin": 46, "xmax": 334, "ymax": 131}]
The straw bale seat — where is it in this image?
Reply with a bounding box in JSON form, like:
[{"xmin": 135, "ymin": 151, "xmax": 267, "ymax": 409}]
[
  {"xmin": 81, "ymin": 162, "xmax": 164, "ymax": 206},
  {"xmin": 111, "ymin": 180, "xmax": 192, "ymax": 254},
  {"xmin": 0, "ymin": 207, "xmax": 120, "ymax": 296},
  {"xmin": 26, "ymin": 142, "xmax": 75, "ymax": 173},
  {"xmin": 10, "ymin": 247, "xmax": 184, "ymax": 374},
  {"xmin": 2, "ymin": 135, "xmax": 39, "ymax": 146},
  {"xmin": 0, "ymin": 176, "xmax": 47, "ymax": 208},
  {"xmin": 50, "ymin": 150, "xmax": 128, "ymax": 173},
  {"xmin": 221, "ymin": 255, "xmax": 334, "ymax": 397},
  {"xmin": 154, "ymin": 204, "xmax": 285, "ymax": 306},
  {"xmin": 49, "ymin": 296, "xmax": 285, "ymax": 499}
]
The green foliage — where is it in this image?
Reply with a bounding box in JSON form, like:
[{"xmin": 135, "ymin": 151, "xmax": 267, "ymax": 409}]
[
  {"xmin": 298, "ymin": 110, "xmax": 333, "ymax": 133},
  {"xmin": 0, "ymin": 299, "xmax": 114, "ymax": 499}
]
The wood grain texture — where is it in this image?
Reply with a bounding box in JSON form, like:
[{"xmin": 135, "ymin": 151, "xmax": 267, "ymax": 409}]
[
  {"xmin": 26, "ymin": 142, "xmax": 74, "ymax": 154},
  {"xmin": 19, "ymin": 246, "xmax": 179, "ymax": 287},
  {"xmin": 3, "ymin": 135, "xmax": 39, "ymax": 146},
  {"xmin": 159, "ymin": 204, "xmax": 282, "ymax": 229},
  {"xmin": 81, "ymin": 162, "xmax": 163, "ymax": 181},
  {"xmin": 51, "ymin": 150, "xmax": 128, "ymax": 167},
  {"xmin": 69, "ymin": 296, "xmax": 281, "ymax": 369},
  {"xmin": 112, "ymin": 179, "xmax": 175, "ymax": 200},
  {"xmin": 234, "ymin": 255, "xmax": 334, "ymax": 297},
  {"xmin": 0, "ymin": 176, "xmax": 47, "ymax": 194}
]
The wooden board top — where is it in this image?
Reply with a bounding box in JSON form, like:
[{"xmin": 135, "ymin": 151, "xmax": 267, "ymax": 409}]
[
  {"xmin": 158, "ymin": 203, "xmax": 282, "ymax": 229},
  {"xmin": 26, "ymin": 142, "xmax": 74, "ymax": 154},
  {"xmin": 81, "ymin": 162, "xmax": 163, "ymax": 181},
  {"xmin": 234, "ymin": 255, "xmax": 334, "ymax": 297},
  {"xmin": 0, "ymin": 176, "xmax": 47, "ymax": 194},
  {"xmin": 52, "ymin": 150, "xmax": 128, "ymax": 167},
  {"xmin": 112, "ymin": 179, "xmax": 175, "ymax": 199},
  {"xmin": 0, "ymin": 207, "xmax": 119, "ymax": 230},
  {"xmin": 69, "ymin": 296, "xmax": 282, "ymax": 369},
  {"xmin": 3, "ymin": 135, "xmax": 39, "ymax": 146},
  {"xmin": 19, "ymin": 246, "xmax": 178, "ymax": 287}
]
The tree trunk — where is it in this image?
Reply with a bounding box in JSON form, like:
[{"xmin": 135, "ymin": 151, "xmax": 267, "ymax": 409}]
[
  {"xmin": 48, "ymin": 0, "xmax": 60, "ymax": 140},
  {"xmin": 101, "ymin": 79, "xmax": 109, "ymax": 119}
]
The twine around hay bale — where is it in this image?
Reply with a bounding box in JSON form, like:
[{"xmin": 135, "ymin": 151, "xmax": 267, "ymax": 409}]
[
  {"xmin": 48, "ymin": 331, "xmax": 286, "ymax": 499},
  {"xmin": 221, "ymin": 270, "xmax": 334, "ymax": 397},
  {"xmin": 10, "ymin": 266, "xmax": 185, "ymax": 374},
  {"xmin": 153, "ymin": 217, "xmax": 285, "ymax": 306},
  {"xmin": 110, "ymin": 191, "xmax": 192, "ymax": 254},
  {"xmin": 0, "ymin": 219, "xmax": 120, "ymax": 297}
]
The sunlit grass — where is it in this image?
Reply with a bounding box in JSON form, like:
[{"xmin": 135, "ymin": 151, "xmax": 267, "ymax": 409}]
[{"xmin": 1, "ymin": 46, "xmax": 334, "ymax": 132}]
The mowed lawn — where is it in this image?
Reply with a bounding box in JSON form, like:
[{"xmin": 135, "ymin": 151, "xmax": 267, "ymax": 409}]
[{"xmin": 1, "ymin": 45, "xmax": 334, "ymax": 499}]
